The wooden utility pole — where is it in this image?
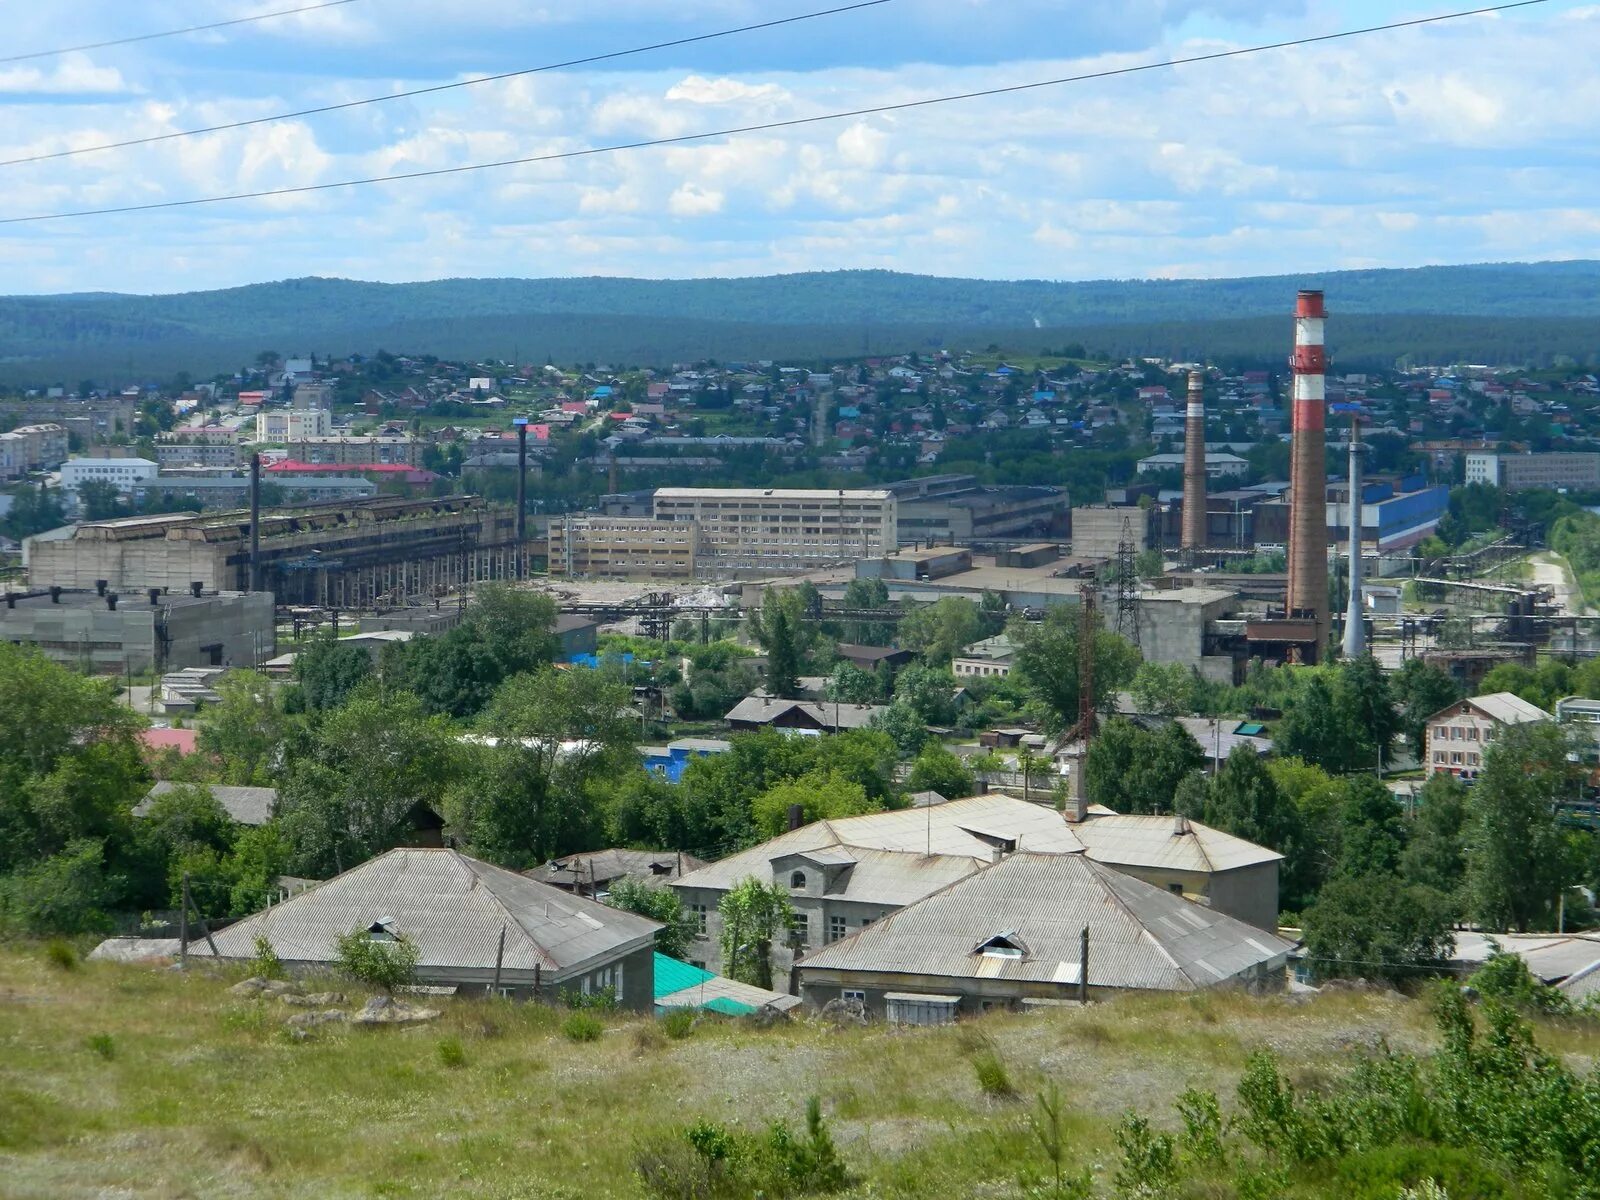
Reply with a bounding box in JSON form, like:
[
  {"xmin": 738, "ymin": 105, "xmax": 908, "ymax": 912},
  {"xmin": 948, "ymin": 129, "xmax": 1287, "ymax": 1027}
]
[
  {"xmin": 181, "ymin": 872, "xmax": 220, "ymax": 957},
  {"xmin": 492, "ymin": 924, "xmax": 507, "ymax": 995},
  {"xmin": 1078, "ymin": 926, "xmax": 1089, "ymax": 1005}
]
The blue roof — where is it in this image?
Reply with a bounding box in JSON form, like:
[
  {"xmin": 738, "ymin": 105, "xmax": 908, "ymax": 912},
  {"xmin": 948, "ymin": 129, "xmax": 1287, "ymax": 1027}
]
[{"xmin": 653, "ymin": 953, "xmax": 715, "ymax": 999}]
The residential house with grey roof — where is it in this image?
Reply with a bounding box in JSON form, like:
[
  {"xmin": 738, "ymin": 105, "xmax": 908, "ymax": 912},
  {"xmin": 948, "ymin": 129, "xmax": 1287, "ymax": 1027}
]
[
  {"xmin": 134, "ymin": 781, "xmax": 277, "ymax": 826},
  {"xmin": 794, "ymin": 851, "xmax": 1295, "ymax": 1021},
  {"xmin": 671, "ymin": 795, "xmax": 1282, "ymax": 979},
  {"xmin": 1423, "ymin": 691, "xmax": 1551, "ymax": 781},
  {"xmin": 189, "ymin": 848, "xmax": 661, "ymax": 1009}
]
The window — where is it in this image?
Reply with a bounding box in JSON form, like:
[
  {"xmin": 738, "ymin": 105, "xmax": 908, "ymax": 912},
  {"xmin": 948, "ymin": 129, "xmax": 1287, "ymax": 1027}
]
[
  {"xmin": 690, "ymin": 903, "xmax": 708, "ymax": 935},
  {"xmin": 789, "ymin": 870, "xmax": 807, "ymax": 890},
  {"xmin": 828, "ymin": 915, "xmax": 848, "ymax": 943},
  {"xmin": 788, "ymin": 913, "xmax": 809, "ymax": 951},
  {"xmin": 1168, "ymin": 883, "xmax": 1185, "ymax": 895},
  {"xmin": 841, "ymin": 989, "xmax": 865, "ymax": 1002}
]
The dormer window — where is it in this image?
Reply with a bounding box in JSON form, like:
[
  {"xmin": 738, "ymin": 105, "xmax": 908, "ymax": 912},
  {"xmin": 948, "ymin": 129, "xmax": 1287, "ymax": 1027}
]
[
  {"xmin": 973, "ymin": 932, "xmax": 1026, "ymax": 959},
  {"xmin": 789, "ymin": 870, "xmax": 807, "ymax": 890}
]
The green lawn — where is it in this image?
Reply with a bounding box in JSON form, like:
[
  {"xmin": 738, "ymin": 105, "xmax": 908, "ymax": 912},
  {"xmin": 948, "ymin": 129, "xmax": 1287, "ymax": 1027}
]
[{"xmin": 5, "ymin": 944, "xmax": 1590, "ymax": 1198}]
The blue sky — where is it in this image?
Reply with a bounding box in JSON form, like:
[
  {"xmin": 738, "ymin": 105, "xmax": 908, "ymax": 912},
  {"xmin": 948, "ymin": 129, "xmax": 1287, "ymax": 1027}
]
[{"xmin": 0, "ymin": 0, "xmax": 1592, "ymax": 294}]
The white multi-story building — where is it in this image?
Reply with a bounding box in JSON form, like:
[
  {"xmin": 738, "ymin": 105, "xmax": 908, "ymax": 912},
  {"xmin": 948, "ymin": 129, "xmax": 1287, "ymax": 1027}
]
[
  {"xmin": 0, "ymin": 423, "xmax": 69, "ymax": 477},
  {"xmin": 1466, "ymin": 452, "xmax": 1600, "ymax": 493},
  {"xmin": 256, "ymin": 408, "xmax": 332, "ymax": 442},
  {"xmin": 653, "ymin": 487, "xmax": 896, "ymax": 572},
  {"xmin": 60, "ymin": 456, "xmax": 159, "ymax": 499},
  {"xmin": 1423, "ymin": 691, "xmax": 1550, "ymax": 780}
]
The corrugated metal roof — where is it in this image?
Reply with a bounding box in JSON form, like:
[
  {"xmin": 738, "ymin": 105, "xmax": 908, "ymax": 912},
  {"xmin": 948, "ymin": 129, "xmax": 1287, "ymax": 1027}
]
[
  {"xmin": 1465, "ymin": 692, "xmax": 1552, "ymax": 725},
  {"xmin": 530, "ymin": 848, "xmax": 705, "ymax": 891},
  {"xmin": 190, "ymin": 848, "xmax": 659, "ymax": 982},
  {"xmin": 1077, "ymin": 814, "xmax": 1282, "ymax": 873},
  {"xmin": 653, "ymin": 953, "xmax": 802, "ymax": 1013},
  {"xmin": 135, "ymin": 781, "xmax": 278, "ymax": 826},
  {"xmin": 795, "ymin": 852, "xmax": 1294, "ymax": 992}
]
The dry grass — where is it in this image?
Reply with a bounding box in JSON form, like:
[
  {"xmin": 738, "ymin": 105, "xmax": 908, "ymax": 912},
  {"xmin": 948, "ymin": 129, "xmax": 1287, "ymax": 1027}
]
[{"xmin": 1, "ymin": 945, "xmax": 1593, "ymax": 1199}]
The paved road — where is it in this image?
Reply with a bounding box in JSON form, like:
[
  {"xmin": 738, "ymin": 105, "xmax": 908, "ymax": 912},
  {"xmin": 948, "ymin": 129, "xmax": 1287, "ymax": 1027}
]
[{"xmin": 1530, "ymin": 551, "xmax": 1590, "ymax": 617}]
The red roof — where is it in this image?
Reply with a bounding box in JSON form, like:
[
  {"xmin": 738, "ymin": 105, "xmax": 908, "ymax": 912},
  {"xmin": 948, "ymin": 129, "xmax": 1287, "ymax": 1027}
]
[{"xmin": 141, "ymin": 728, "xmax": 200, "ymax": 755}]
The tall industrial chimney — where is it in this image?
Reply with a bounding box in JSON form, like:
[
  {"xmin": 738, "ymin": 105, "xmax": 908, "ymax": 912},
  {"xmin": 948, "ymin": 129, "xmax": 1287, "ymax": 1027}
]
[
  {"xmin": 1181, "ymin": 368, "xmax": 1207, "ymax": 555},
  {"xmin": 513, "ymin": 417, "xmax": 529, "ymax": 580},
  {"xmin": 1342, "ymin": 418, "xmax": 1366, "ymax": 659},
  {"xmin": 1286, "ymin": 289, "xmax": 1329, "ymax": 658},
  {"xmin": 248, "ymin": 452, "xmax": 262, "ymax": 593}
]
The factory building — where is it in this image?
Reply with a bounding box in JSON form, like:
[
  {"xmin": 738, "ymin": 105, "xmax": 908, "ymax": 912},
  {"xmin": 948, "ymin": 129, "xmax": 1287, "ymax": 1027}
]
[
  {"xmin": 1465, "ymin": 452, "xmax": 1600, "ymax": 493},
  {"xmin": 0, "ymin": 584, "xmax": 274, "ymax": 674},
  {"xmin": 26, "ymin": 496, "xmax": 526, "ymax": 607},
  {"xmin": 1070, "ymin": 505, "xmax": 1152, "ymax": 559},
  {"xmin": 884, "ymin": 474, "xmax": 1067, "ymax": 545},
  {"xmin": 654, "ymin": 487, "xmax": 895, "ymax": 573},
  {"xmin": 548, "ymin": 517, "xmax": 699, "ymax": 580}
]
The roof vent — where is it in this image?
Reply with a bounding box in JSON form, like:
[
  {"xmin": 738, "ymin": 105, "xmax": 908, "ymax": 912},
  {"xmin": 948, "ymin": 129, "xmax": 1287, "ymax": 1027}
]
[
  {"xmin": 190, "ymin": 581, "xmax": 204, "ymax": 598},
  {"xmin": 106, "ymin": 593, "xmax": 119, "ymax": 611},
  {"xmin": 49, "ymin": 586, "xmax": 61, "ymax": 604},
  {"xmin": 95, "ymin": 579, "xmax": 108, "ymax": 596},
  {"xmin": 4, "ymin": 593, "xmax": 15, "ymax": 610},
  {"xmin": 974, "ymin": 932, "xmax": 1027, "ymax": 959},
  {"xmin": 1173, "ymin": 813, "xmax": 1192, "ymax": 836},
  {"xmin": 149, "ymin": 588, "xmax": 161, "ymax": 606}
]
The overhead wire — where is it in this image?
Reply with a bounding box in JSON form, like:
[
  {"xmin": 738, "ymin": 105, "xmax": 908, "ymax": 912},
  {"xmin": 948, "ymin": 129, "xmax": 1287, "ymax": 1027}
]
[
  {"xmin": 0, "ymin": 0, "xmax": 1552, "ymax": 227},
  {"xmin": 0, "ymin": 0, "xmax": 373, "ymax": 66},
  {"xmin": 0, "ymin": 0, "xmax": 897, "ymax": 169}
]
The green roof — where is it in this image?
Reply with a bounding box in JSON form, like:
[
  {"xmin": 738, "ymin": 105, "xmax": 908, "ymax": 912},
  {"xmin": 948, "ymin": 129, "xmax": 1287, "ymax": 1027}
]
[
  {"xmin": 1234, "ymin": 722, "xmax": 1267, "ymax": 736},
  {"xmin": 653, "ymin": 952, "xmax": 714, "ymax": 999},
  {"xmin": 702, "ymin": 997, "xmax": 757, "ymax": 1016}
]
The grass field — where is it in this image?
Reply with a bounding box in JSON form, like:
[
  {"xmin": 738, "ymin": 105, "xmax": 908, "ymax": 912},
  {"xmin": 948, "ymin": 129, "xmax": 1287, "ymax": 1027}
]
[{"xmin": 2, "ymin": 944, "xmax": 1596, "ymax": 1199}]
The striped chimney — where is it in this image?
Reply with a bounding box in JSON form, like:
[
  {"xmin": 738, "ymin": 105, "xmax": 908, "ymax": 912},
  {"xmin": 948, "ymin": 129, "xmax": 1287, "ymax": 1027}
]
[
  {"xmin": 1181, "ymin": 368, "xmax": 1207, "ymax": 553},
  {"xmin": 1286, "ymin": 289, "xmax": 1329, "ymax": 658}
]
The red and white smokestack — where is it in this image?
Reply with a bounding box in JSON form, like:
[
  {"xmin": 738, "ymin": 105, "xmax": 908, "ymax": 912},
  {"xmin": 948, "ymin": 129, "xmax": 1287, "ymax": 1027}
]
[
  {"xmin": 1286, "ymin": 289, "xmax": 1329, "ymax": 657},
  {"xmin": 1181, "ymin": 368, "xmax": 1207, "ymax": 554}
]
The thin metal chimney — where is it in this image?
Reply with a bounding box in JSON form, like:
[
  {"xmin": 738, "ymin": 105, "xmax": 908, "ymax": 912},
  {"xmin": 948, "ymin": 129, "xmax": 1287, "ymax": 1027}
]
[
  {"xmin": 787, "ymin": 803, "xmax": 804, "ymax": 832},
  {"xmin": 1342, "ymin": 418, "xmax": 1367, "ymax": 659},
  {"xmin": 4, "ymin": 593, "xmax": 15, "ymax": 609},
  {"xmin": 1173, "ymin": 812, "xmax": 1191, "ymax": 836},
  {"xmin": 1181, "ymin": 368, "xmax": 1207, "ymax": 555},
  {"xmin": 1286, "ymin": 289, "xmax": 1330, "ymax": 659},
  {"xmin": 514, "ymin": 418, "xmax": 529, "ymax": 579},
  {"xmin": 249, "ymin": 453, "xmax": 262, "ymax": 593}
]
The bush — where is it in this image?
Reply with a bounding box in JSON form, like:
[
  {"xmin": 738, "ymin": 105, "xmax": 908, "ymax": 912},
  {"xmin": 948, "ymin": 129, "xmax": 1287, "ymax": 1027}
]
[
  {"xmin": 251, "ymin": 935, "xmax": 284, "ymax": 981},
  {"xmin": 85, "ymin": 1033, "xmax": 115, "ymax": 1060},
  {"xmin": 973, "ymin": 1049, "xmax": 1016, "ymax": 1099},
  {"xmin": 562, "ymin": 1012, "xmax": 603, "ymax": 1043},
  {"xmin": 662, "ymin": 1007, "xmax": 696, "ymax": 1040},
  {"xmin": 0, "ymin": 841, "xmax": 117, "ymax": 936},
  {"xmin": 1468, "ymin": 944, "xmax": 1572, "ymax": 1015},
  {"xmin": 1331, "ymin": 1144, "xmax": 1517, "ymax": 1200},
  {"xmin": 636, "ymin": 1098, "xmax": 848, "ymax": 1200},
  {"xmin": 44, "ymin": 940, "xmax": 78, "ymax": 971},
  {"xmin": 1176, "ymin": 1087, "xmax": 1226, "ymax": 1165},
  {"xmin": 436, "ymin": 1036, "xmax": 466, "ymax": 1069},
  {"xmin": 332, "ymin": 929, "xmax": 419, "ymax": 992},
  {"xmin": 1113, "ymin": 1112, "xmax": 1178, "ymax": 1200}
]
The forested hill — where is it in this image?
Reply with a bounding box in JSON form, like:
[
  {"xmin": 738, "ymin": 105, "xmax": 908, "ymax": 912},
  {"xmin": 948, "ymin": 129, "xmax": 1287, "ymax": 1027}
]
[{"xmin": 4, "ymin": 260, "xmax": 1599, "ymax": 382}]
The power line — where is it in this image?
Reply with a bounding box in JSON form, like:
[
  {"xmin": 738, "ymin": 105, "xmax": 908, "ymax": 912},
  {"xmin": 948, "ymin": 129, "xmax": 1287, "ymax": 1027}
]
[
  {"xmin": 0, "ymin": 0, "xmax": 1552, "ymax": 227},
  {"xmin": 0, "ymin": 0, "xmax": 896, "ymax": 169},
  {"xmin": 0, "ymin": 0, "xmax": 373, "ymax": 66}
]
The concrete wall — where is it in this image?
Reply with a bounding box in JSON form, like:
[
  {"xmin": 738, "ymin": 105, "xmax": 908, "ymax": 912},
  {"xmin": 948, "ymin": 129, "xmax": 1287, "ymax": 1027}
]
[
  {"xmin": 29, "ymin": 536, "xmax": 227, "ymax": 593},
  {"xmin": 1072, "ymin": 506, "xmax": 1148, "ymax": 559},
  {"xmin": 0, "ymin": 590, "xmax": 274, "ymax": 673},
  {"xmin": 164, "ymin": 592, "xmax": 276, "ymax": 669},
  {"xmin": 1203, "ymin": 862, "xmax": 1280, "ymax": 932}
]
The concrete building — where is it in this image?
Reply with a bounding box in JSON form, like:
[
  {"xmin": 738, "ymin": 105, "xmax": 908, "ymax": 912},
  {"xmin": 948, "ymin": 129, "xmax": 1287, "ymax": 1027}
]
[
  {"xmin": 885, "ymin": 474, "xmax": 1067, "ymax": 544},
  {"xmin": 0, "ymin": 584, "xmax": 274, "ymax": 673},
  {"xmin": 1, "ymin": 399, "xmax": 135, "ymax": 445},
  {"xmin": 1424, "ymin": 691, "xmax": 1550, "ymax": 780},
  {"xmin": 188, "ymin": 848, "xmax": 661, "ymax": 1008},
  {"xmin": 286, "ymin": 435, "xmax": 424, "ymax": 467},
  {"xmin": 548, "ymin": 516, "xmax": 698, "ymax": 579},
  {"xmin": 794, "ymin": 851, "xmax": 1292, "ymax": 1019},
  {"xmin": 156, "ymin": 441, "xmax": 242, "ymax": 469},
  {"xmin": 654, "ymin": 487, "xmax": 895, "ymax": 573},
  {"xmin": 1071, "ymin": 505, "xmax": 1150, "ymax": 559},
  {"xmin": 256, "ymin": 408, "xmax": 332, "ymax": 442},
  {"xmin": 952, "ymin": 632, "xmax": 1016, "ymax": 679},
  {"xmin": 26, "ymin": 496, "xmax": 527, "ymax": 607},
  {"xmin": 0, "ymin": 424, "xmax": 69, "ymax": 478},
  {"xmin": 1115, "ymin": 586, "xmax": 1245, "ymax": 685},
  {"xmin": 60, "ymin": 456, "xmax": 159, "ymax": 499},
  {"xmin": 1466, "ymin": 452, "xmax": 1600, "ymax": 493},
  {"xmin": 148, "ymin": 469, "xmax": 377, "ymax": 508}
]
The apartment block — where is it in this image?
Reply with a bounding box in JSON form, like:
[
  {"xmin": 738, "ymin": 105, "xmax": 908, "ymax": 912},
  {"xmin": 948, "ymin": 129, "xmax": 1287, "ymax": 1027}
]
[
  {"xmin": 0, "ymin": 423, "xmax": 68, "ymax": 477},
  {"xmin": 286, "ymin": 435, "xmax": 423, "ymax": 467},
  {"xmin": 257, "ymin": 408, "xmax": 332, "ymax": 442},
  {"xmin": 653, "ymin": 487, "xmax": 896, "ymax": 572},
  {"xmin": 548, "ymin": 517, "xmax": 699, "ymax": 580},
  {"xmin": 1465, "ymin": 452, "xmax": 1600, "ymax": 493}
]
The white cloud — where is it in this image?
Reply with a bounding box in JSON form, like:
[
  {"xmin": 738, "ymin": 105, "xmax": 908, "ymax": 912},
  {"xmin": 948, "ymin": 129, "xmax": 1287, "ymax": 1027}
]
[
  {"xmin": 667, "ymin": 182, "xmax": 725, "ymax": 216},
  {"xmin": 0, "ymin": 54, "xmax": 133, "ymax": 97},
  {"xmin": 665, "ymin": 75, "xmax": 790, "ymax": 106}
]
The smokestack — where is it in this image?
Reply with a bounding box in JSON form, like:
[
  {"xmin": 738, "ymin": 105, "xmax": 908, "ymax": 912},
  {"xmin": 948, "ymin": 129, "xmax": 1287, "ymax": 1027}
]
[
  {"xmin": 249, "ymin": 453, "xmax": 261, "ymax": 593},
  {"xmin": 514, "ymin": 418, "xmax": 528, "ymax": 580},
  {"xmin": 1342, "ymin": 419, "xmax": 1367, "ymax": 659},
  {"xmin": 1181, "ymin": 368, "xmax": 1207, "ymax": 555},
  {"xmin": 787, "ymin": 803, "xmax": 804, "ymax": 832},
  {"xmin": 1286, "ymin": 289, "xmax": 1329, "ymax": 659}
]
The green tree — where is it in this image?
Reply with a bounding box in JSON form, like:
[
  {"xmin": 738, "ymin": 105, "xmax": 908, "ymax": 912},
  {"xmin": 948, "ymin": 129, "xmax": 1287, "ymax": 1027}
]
[
  {"xmin": 751, "ymin": 771, "xmax": 877, "ymax": 839},
  {"xmin": 1203, "ymin": 745, "xmax": 1302, "ymax": 858},
  {"xmin": 1337, "ymin": 776, "xmax": 1409, "ymax": 881},
  {"xmin": 749, "ymin": 588, "xmax": 809, "ymax": 699},
  {"xmin": 76, "ymin": 478, "xmax": 128, "ymax": 521},
  {"xmin": 1129, "ymin": 662, "xmax": 1193, "ymax": 717},
  {"xmin": 290, "ymin": 630, "xmax": 372, "ymax": 711},
  {"xmin": 906, "ymin": 744, "xmax": 975, "ymax": 800},
  {"xmin": 276, "ymin": 685, "xmax": 458, "ymax": 876},
  {"xmin": 1467, "ymin": 722, "xmax": 1583, "ymax": 932},
  {"xmin": 1011, "ymin": 607, "xmax": 1140, "ymax": 732},
  {"xmin": 197, "ymin": 670, "xmax": 281, "ymax": 785},
  {"xmin": 897, "ymin": 596, "xmax": 985, "ymax": 665},
  {"xmin": 718, "ymin": 877, "xmax": 794, "ymax": 990},
  {"xmin": 1399, "ymin": 773, "xmax": 1469, "ymax": 919},
  {"xmin": 871, "ymin": 701, "xmax": 928, "ymax": 756},
  {"xmin": 892, "ymin": 663, "xmax": 958, "ymax": 726},
  {"xmin": 334, "ymin": 928, "xmax": 420, "ymax": 991},
  {"xmin": 1275, "ymin": 674, "xmax": 1366, "ymax": 775},
  {"xmin": 840, "ymin": 577, "xmax": 893, "ymax": 645},
  {"xmin": 0, "ymin": 486, "xmax": 66, "ymax": 540},
  {"xmin": 604, "ymin": 878, "xmax": 698, "ymax": 960},
  {"xmin": 1299, "ymin": 874, "xmax": 1454, "ymax": 983},
  {"xmin": 451, "ymin": 668, "xmax": 638, "ymax": 869},
  {"xmin": 1266, "ymin": 758, "xmax": 1344, "ymax": 909},
  {"xmin": 1390, "ymin": 659, "xmax": 1464, "ymax": 758},
  {"xmin": 1085, "ymin": 717, "xmax": 1205, "ymax": 815},
  {"xmin": 825, "ymin": 662, "xmax": 879, "ymax": 704},
  {"xmin": 1334, "ymin": 654, "xmax": 1402, "ymax": 771}
]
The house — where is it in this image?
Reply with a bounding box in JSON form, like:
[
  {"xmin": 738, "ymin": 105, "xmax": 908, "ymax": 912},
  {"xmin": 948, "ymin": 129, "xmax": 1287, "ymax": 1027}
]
[
  {"xmin": 134, "ymin": 781, "xmax": 277, "ymax": 826},
  {"xmin": 1423, "ymin": 692, "xmax": 1550, "ymax": 780},
  {"xmin": 834, "ymin": 644, "xmax": 917, "ymax": 673},
  {"xmin": 795, "ymin": 852, "xmax": 1294, "ymax": 1021},
  {"xmin": 724, "ymin": 696, "xmax": 891, "ymax": 734},
  {"xmin": 952, "ymin": 633, "xmax": 1015, "ymax": 679},
  {"xmin": 653, "ymin": 953, "xmax": 803, "ymax": 1015},
  {"xmin": 530, "ymin": 849, "xmax": 707, "ymax": 896},
  {"xmin": 188, "ymin": 848, "xmax": 661, "ymax": 1008},
  {"xmin": 671, "ymin": 795, "xmax": 1282, "ymax": 980},
  {"xmin": 139, "ymin": 727, "xmax": 200, "ymax": 757}
]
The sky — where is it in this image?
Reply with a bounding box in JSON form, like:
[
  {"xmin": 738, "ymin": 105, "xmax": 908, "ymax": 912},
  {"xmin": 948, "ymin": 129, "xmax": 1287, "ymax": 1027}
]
[{"xmin": 0, "ymin": 0, "xmax": 1595, "ymax": 295}]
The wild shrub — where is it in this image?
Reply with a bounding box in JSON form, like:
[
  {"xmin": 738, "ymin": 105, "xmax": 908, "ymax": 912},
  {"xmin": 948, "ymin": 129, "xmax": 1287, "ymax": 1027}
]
[
  {"xmin": 44, "ymin": 940, "xmax": 77, "ymax": 971},
  {"xmin": 972, "ymin": 1048, "xmax": 1016, "ymax": 1098},
  {"xmin": 84, "ymin": 1033, "xmax": 115, "ymax": 1060},
  {"xmin": 561, "ymin": 1012, "xmax": 603, "ymax": 1043},
  {"xmin": 332, "ymin": 929, "xmax": 418, "ymax": 992},
  {"xmin": 436, "ymin": 1036, "xmax": 466, "ymax": 1069},
  {"xmin": 1113, "ymin": 1112, "xmax": 1178, "ymax": 1200},
  {"xmin": 565, "ymin": 985, "xmax": 618, "ymax": 1011},
  {"xmin": 1023, "ymin": 1082, "xmax": 1094, "ymax": 1200},
  {"xmin": 1175, "ymin": 1087, "xmax": 1226, "ymax": 1165},
  {"xmin": 1332, "ymin": 1144, "xmax": 1515, "ymax": 1200},
  {"xmin": 662, "ymin": 1007, "xmax": 696, "ymax": 1039},
  {"xmin": 636, "ymin": 1098, "xmax": 848, "ymax": 1199},
  {"xmin": 251, "ymin": 935, "xmax": 284, "ymax": 980},
  {"xmin": 1468, "ymin": 945, "xmax": 1572, "ymax": 1016}
]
